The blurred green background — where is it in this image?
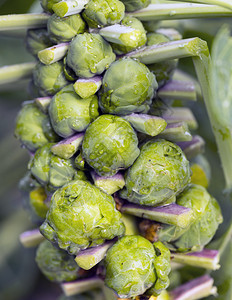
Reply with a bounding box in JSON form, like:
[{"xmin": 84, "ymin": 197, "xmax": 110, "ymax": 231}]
[{"xmin": 0, "ymin": 1, "xmax": 231, "ymax": 299}]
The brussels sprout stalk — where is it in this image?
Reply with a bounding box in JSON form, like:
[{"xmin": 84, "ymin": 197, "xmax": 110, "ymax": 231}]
[
  {"xmin": 158, "ymin": 122, "xmax": 192, "ymax": 142},
  {"xmin": 35, "ymin": 96, "xmax": 52, "ymax": 113},
  {"xmin": 19, "ymin": 228, "xmax": 45, "ymax": 248},
  {"xmin": 0, "ymin": 13, "xmax": 49, "ymax": 31},
  {"xmin": 99, "ymin": 24, "xmax": 140, "ymax": 44},
  {"xmin": 0, "ymin": 62, "xmax": 36, "ymax": 85},
  {"xmin": 38, "ymin": 43, "xmax": 70, "ymax": 65},
  {"xmin": 171, "ymin": 249, "xmax": 220, "ymax": 270},
  {"xmin": 74, "ymin": 76, "xmax": 102, "ymax": 99},
  {"xmin": 75, "ymin": 240, "xmax": 115, "ymax": 270},
  {"xmin": 52, "ymin": 0, "xmax": 89, "ymax": 17},
  {"xmin": 51, "ymin": 133, "xmax": 84, "ymax": 159},
  {"xmin": 162, "ymin": 108, "xmax": 198, "ymax": 131},
  {"xmin": 175, "ymin": 0, "xmax": 232, "ymax": 10},
  {"xmin": 61, "ymin": 277, "xmax": 103, "ymax": 297},
  {"xmin": 91, "ymin": 171, "xmax": 125, "ymax": 195},
  {"xmin": 128, "ymin": 3, "xmax": 232, "ymax": 21},
  {"xmin": 117, "ymin": 198, "xmax": 193, "ymax": 228},
  {"xmin": 169, "ymin": 275, "xmax": 217, "ymax": 300},
  {"xmin": 157, "ymin": 80, "xmax": 197, "ymax": 101},
  {"xmin": 177, "ymin": 135, "xmax": 205, "ymax": 160},
  {"xmin": 122, "ymin": 113, "xmax": 167, "ymax": 137}
]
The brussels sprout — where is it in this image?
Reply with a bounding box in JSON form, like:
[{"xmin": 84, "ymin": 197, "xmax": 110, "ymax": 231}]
[
  {"xmin": 82, "ymin": 0, "xmax": 125, "ymax": 28},
  {"xmin": 15, "ymin": 102, "xmax": 58, "ymax": 152},
  {"xmin": 29, "ymin": 186, "xmax": 49, "ymax": 219},
  {"xmin": 66, "ymin": 33, "xmax": 116, "ymax": 78},
  {"xmin": 120, "ymin": 139, "xmax": 191, "ymax": 206},
  {"xmin": 36, "ymin": 240, "xmax": 80, "ymax": 282},
  {"xmin": 146, "ymin": 33, "xmax": 178, "ymax": 87},
  {"xmin": 158, "ymin": 184, "xmax": 223, "ymax": 252},
  {"xmin": 26, "ymin": 28, "xmax": 52, "ymax": 57},
  {"xmin": 40, "ymin": 0, "xmax": 60, "ymax": 13},
  {"xmin": 30, "ymin": 143, "xmax": 77, "ymax": 190},
  {"xmin": 49, "ymin": 85, "xmax": 99, "ymax": 138},
  {"xmin": 104, "ymin": 235, "xmax": 170, "ymax": 298},
  {"xmin": 99, "ymin": 58, "xmax": 157, "ymax": 115},
  {"xmin": 33, "ymin": 61, "xmax": 69, "ymax": 96},
  {"xmin": 47, "ymin": 13, "xmax": 86, "ymax": 44},
  {"xmin": 100, "ymin": 16, "xmax": 147, "ymax": 55},
  {"xmin": 121, "ymin": 0, "xmax": 150, "ymax": 12},
  {"xmin": 40, "ymin": 180, "xmax": 125, "ymax": 254},
  {"xmin": 82, "ymin": 114, "xmax": 140, "ymax": 176}
]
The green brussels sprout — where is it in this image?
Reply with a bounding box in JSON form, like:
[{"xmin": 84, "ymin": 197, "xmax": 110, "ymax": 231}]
[
  {"xmin": 82, "ymin": 114, "xmax": 140, "ymax": 176},
  {"xmin": 146, "ymin": 33, "xmax": 178, "ymax": 87},
  {"xmin": 40, "ymin": 180, "xmax": 125, "ymax": 254},
  {"xmin": 26, "ymin": 28, "xmax": 52, "ymax": 57},
  {"xmin": 121, "ymin": 0, "xmax": 150, "ymax": 12},
  {"xmin": 99, "ymin": 58, "xmax": 157, "ymax": 115},
  {"xmin": 100, "ymin": 16, "xmax": 147, "ymax": 55},
  {"xmin": 40, "ymin": 0, "xmax": 60, "ymax": 13},
  {"xmin": 158, "ymin": 184, "xmax": 223, "ymax": 252},
  {"xmin": 36, "ymin": 240, "xmax": 80, "ymax": 282},
  {"xmin": 49, "ymin": 85, "xmax": 99, "ymax": 138},
  {"xmin": 104, "ymin": 235, "xmax": 170, "ymax": 298},
  {"xmin": 66, "ymin": 33, "xmax": 116, "ymax": 78},
  {"xmin": 29, "ymin": 186, "xmax": 49, "ymax": 219},
  {"xmin": 30, "ymin": 143, "xmax": 77, "ymax": 191},
  {"xmin": 33, "ymin": 61, "xmax": 69, "ymax": 96},
  {"xmin": 120, "ymin": 139, "xmax": 191, "ymax": 206},
  {"xmin": 82, "ymin": 0, "xmax": 125, "ymax": 28},
  {"xmin": 47, "ymin": 13, "xmax": 86, "ymax": 44},
  {"xmin": 15, "ymin": 102, "xmax": 58, "ymax": 152}
]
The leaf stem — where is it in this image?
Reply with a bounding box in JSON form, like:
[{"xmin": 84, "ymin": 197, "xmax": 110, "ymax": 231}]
[
  {"xmin": 0, "ymin": 13, "xmax": 49, "ymax": 31},
  {"xmin": 19, "ymin": 228, "xmax": 45, "ymax": 248},
  {"xmin": 174, "ymin": 0, "xmax": 232, "ymax": 10},
  {"xmin": 0, "ymin": 62, "xmax": 36, "ymax": 85},
  {"xmin": 128, "ymin": 3, "xmax": 232, "ymax": 21}
]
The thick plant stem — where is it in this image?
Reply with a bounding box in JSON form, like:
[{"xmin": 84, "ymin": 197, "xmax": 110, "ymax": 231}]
[
  {"xmin": 61, "ymin": 277, "xmax": 103, "ymax": 297},
  {"xmin": 128, "ymin": 37, "xmax": 232, "ymax": 190},
  {"xmin": 0, "ymin": 13, "xmax": 49, "ymax": 31},
  {"xmin": 128, "ymin": 3, "xmax": 232, "ymax": 21},
  {"xmin": 171, "ymin": 249, "xmax": 220, "ymax": 270},
  {"xmin": 175, "ymin": 0, "xmax": 232, "ymax": 10},
  {"xmin": 0, "ymin": 62, "xmax": 36, "ymax": 85}
]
